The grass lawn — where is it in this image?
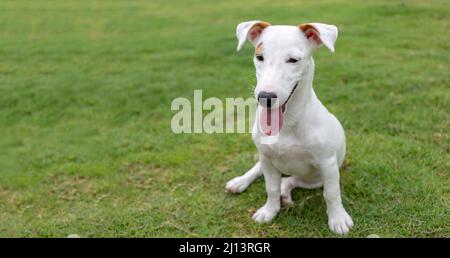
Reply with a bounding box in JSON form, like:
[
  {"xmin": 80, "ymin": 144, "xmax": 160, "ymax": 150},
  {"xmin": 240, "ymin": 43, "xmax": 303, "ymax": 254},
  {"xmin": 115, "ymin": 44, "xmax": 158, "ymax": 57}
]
[{"xmin": 0, "ymin": 0, "xmax": 448, "ymax": 237}]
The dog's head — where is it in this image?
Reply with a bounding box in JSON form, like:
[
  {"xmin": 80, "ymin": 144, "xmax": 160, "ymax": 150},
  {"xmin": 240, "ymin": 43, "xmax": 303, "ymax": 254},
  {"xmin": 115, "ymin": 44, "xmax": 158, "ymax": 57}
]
[{"xmin": 236, "ymin": 21, "xmax": 338, "ymax": 110}]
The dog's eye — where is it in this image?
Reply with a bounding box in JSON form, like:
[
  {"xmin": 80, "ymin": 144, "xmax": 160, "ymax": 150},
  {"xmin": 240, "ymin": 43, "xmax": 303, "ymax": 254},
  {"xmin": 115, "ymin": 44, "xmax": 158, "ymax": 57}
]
[
  {"xmin": 287, "ymin": 58, "xmax": 300, "ymax": 63},
  {"xmin": 256, "ymin": 55, "xmax": 264, "ymax": 62}
]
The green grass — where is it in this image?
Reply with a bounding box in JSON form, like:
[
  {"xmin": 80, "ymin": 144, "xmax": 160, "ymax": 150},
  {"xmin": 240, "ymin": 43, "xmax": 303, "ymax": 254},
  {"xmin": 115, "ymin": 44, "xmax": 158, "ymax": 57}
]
[{"xmin": 0, "ymin": 0, "xmax": 449, "ymax": 237}]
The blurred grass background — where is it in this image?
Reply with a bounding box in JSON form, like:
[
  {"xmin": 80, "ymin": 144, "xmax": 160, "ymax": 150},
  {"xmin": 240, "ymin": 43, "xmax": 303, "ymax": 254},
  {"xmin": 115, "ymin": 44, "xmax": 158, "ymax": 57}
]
[{"xmin": 0, "ymin": 0, "xmax": 448, "ymax": 237}]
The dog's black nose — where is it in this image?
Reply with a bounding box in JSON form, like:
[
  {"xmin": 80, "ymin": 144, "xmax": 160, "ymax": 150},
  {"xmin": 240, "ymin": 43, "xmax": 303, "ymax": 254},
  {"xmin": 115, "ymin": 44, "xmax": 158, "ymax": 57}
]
[{"xmin": 257, "ymin": 91, "xmax": 277, "ymax": 108}]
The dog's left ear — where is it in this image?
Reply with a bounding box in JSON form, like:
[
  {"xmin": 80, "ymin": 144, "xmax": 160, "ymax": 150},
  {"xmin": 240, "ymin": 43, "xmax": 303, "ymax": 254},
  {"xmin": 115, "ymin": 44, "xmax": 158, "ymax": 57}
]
[
  {"xmin": 299, "ymin": 23, "xmax": 338, "ymax": 53},
  {"xmin": 236, "ymin": 21, "xmax": 271, "ymax": 51}
]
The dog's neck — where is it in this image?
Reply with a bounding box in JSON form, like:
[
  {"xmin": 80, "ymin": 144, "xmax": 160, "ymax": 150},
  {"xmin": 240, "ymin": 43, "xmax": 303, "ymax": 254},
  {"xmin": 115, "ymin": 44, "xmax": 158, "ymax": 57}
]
[{"xmin": 283, "ymin": 57, "xmax": 318, "ymax": 126}]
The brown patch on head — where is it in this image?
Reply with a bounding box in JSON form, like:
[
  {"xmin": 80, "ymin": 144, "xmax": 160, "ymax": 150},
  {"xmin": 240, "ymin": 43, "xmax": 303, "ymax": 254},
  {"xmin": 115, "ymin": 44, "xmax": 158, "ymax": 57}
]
[
  {"xmin": 255, "ymin": 43, "xmax": 263, "ymax": 55},
  {"xmin": 298, "ymin": 23, "xmax": 322, "ymax": 45}
]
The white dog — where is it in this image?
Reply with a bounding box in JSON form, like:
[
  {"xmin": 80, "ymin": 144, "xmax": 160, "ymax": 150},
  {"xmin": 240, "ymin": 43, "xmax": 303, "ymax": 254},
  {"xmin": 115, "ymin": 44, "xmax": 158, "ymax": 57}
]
[{"xmin": 226, "ymin": 21, "xmax": 353, "ymax": 234}]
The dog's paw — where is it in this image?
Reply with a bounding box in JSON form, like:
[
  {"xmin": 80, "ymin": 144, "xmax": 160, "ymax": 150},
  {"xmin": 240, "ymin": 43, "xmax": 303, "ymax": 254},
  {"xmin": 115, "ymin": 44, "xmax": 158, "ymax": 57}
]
[
  {"xmin": 252, "ymin": 205, "xmax": 279, "ymax": 223},
  {"xmin": 328, "ymin": 210, "xmax": 353, "ymax": 235},
  {"xmin": 225, "ymin": 176, "xmax": 250, "ymax": 194},
  {"xmin": 281, "ymin": 194, "xmax": 294, "ymax": 207}
]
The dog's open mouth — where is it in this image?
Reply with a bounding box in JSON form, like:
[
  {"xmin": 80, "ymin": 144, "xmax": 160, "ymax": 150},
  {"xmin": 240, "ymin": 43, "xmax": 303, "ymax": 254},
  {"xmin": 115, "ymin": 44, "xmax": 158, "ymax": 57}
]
[{"xmin": 259, "ymin": 82, "xmax": 299, "ymax": 136}]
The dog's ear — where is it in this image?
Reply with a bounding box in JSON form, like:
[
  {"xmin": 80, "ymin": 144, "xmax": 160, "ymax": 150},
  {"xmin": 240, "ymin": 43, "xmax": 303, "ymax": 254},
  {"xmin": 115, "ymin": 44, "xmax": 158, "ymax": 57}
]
[
  {"xmin": 236, "ymin": 21, "xmax": 271, "ymax": 51},
  {"xmin": 298, "ymin": 23, "xmax": 338, "ymax": 52}
]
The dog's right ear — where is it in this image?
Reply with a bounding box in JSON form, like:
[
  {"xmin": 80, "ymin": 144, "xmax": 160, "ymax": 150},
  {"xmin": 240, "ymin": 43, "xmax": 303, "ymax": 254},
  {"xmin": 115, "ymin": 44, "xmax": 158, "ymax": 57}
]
[{"xmin": 236, "ymin": 21, "xmax": 271, "ymax": 51}]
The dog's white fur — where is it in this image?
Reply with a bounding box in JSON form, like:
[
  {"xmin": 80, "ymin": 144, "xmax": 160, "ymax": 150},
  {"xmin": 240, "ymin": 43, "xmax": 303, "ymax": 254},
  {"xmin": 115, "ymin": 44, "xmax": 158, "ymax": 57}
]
[{"xmin": 226, "ymin": 21, "xmax": 353, "ymax": 234}]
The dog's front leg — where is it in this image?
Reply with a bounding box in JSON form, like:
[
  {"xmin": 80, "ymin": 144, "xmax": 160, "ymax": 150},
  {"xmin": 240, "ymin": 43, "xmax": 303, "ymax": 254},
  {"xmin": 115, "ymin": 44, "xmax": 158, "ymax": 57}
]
[
  {"xmin": 319, "ymin": 156, "xmax": 353, "ymax": 234},
  {"xmin": 225, "ymin": 162, "xmax": 262, "ymax": 194},
  {"xmin": 252, "ymin": 156, "xmax": 281, "ymax": 223}
]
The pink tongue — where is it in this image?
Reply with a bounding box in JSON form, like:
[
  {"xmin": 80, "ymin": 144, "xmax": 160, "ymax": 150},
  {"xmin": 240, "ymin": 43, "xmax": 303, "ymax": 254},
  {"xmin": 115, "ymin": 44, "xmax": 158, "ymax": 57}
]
[{"xmin": 260, "ymin": 107, "xmax": 283, "ymax": 136}]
